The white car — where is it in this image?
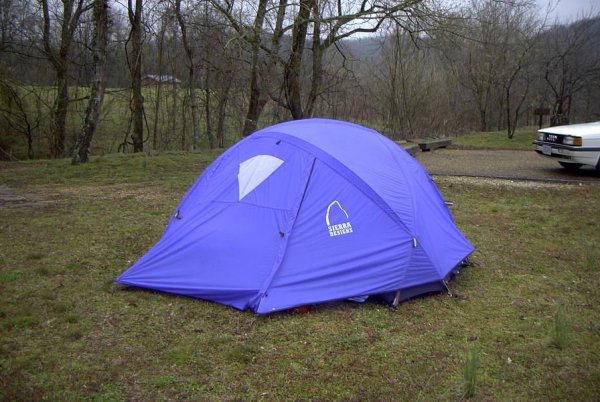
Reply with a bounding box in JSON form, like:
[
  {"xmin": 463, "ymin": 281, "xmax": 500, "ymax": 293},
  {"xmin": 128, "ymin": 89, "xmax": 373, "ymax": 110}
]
[{"xmin": 533, "ymin": 121, "xmax": 600, "ymax": 170}]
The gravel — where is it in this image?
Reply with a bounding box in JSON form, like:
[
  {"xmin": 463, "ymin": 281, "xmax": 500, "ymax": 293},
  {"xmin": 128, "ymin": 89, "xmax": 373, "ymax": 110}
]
[{"xmin": 414, "ymin": 149, "xmax": 600, "ymax": 184}]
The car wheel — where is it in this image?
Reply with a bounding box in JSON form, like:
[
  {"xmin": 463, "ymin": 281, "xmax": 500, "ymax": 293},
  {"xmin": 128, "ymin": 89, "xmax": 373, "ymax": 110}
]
[{"xmin": 558, "ymin": 162, "xmax": 582, "ymax": 170}]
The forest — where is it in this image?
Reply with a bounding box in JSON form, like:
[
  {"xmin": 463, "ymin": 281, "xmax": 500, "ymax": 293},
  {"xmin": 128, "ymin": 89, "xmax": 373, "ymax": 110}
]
[{"xmin": 0, "ymin": 0, "xmax": 599, "ymax": 161}]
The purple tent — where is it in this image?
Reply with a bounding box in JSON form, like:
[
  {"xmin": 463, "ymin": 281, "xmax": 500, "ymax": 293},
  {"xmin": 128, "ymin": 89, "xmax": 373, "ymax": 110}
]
[{"xmin": 116, "ymin": 119, "xmax": 474, "ymax": 313}]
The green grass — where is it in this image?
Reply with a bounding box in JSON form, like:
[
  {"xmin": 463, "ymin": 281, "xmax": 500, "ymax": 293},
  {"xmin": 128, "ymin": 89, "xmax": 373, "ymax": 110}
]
[
  {"xmin": 551, "ymin": 305, "xmax": 571, "ymax": 350},
  {"xmin": 0, "ymin": 151, "xmax": 221, "ymax": 188},
  {"xmin": 464, "ymin": 344, "xmax": 480, "ymax": 398},
  {"xmin": 584, "ymin": 242, "xmax": 600, "ymax": 272},
  {"xmin": 1, "ymin": 154, "xmax": 599, "ymax": 400},
  {"xmin": 452, "ymin": 126, "xmax": 538, "ymax": 150}
]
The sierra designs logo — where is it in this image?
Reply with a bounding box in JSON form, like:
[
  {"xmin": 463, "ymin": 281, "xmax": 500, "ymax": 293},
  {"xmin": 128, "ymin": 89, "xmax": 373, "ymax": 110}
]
[{"xmin": 326, "ymin": 200, "xmax": 353, "ymax": 237}]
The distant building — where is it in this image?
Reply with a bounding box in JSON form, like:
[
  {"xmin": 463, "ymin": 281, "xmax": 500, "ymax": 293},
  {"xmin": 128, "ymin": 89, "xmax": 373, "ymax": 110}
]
[{"xmin": 142, "ymin": 75, "xmax": 182, "ymax": 87}]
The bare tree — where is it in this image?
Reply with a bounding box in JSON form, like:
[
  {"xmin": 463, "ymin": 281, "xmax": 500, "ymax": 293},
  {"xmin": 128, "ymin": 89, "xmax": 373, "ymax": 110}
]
[
  {"xmin": 212, "ymin": 0, "xmax": 270, "ymax": 136},
  {"xmin": 71, "ymin": 0, "xmax": 109, "ymax": 164},
  {"xmin": 127, "ymin": 0, "xmax": 144, "ymax": 152},
  {"xmin": 175, "ymin": 0, "xmax": 205, "ymax": 149},
  {"xmin": 285, "ymin": 0, "xmax": 432, "ymax": 120},
  {"xmin": 212, "ymin": 0, "xmax": 429, "ymax": 135},
  {"xmin": 432, "ymin": 0, "xmax": 541, "ymax": 135},
  {"xmin": 284, "ymin": 0, "xmax": 313, "ymax": 119},
  {"xmin": 495, "ymin": 1, "xmax": 539, "ymax": 138},
  {"xmin": 40, "ymin": 0, "xmax": 92, "ymax": 157},
  {"xmin": 542, "ymin": 17, "xmax": 600, "ymax": 126},
  {"xmin": 151, "ymin": 8, "xmax": 169, "ymax": 150},
  {"xmin": 0, "ymin": 81, "xmax": 45, "ymax": 159},
  {"xmin": 0, "ymin": 0, "xmax": 17, "ymax": 54}
]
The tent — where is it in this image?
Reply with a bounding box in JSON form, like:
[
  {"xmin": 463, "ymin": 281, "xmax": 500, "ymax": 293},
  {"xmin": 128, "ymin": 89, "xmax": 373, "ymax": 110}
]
[{"xmin": 116, "ymin": 119, "xmax": 474, "ymax": 313}]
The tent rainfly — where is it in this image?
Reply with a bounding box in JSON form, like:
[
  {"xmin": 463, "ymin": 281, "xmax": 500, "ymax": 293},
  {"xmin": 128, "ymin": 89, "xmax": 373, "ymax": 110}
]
[{"xmin": 116, "ymin": 119, "xmax": 474, "ymax": 313}]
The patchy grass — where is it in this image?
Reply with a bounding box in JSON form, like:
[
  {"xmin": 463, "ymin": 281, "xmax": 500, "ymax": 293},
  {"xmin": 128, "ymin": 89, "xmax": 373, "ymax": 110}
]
[
  {"xmin": 464, "ymin": 344, "xmax": 480, "ymax": 398},
  {"xmin": 0, "ymin": 151, "xmax": 221, "ymax": 188},
  {"xmin": 452, "ymin": 126, "xmax": 538, "ymax": 150},
  {"xmin": 0, "ymin": 155, "xmax": 599, "ymax": 400},
  {"xmin": 584, "ymin": 242, "xmax": 600, "ymax": 272},
  {"xmin": 551, "ymin": 304, "xmax": 571, "ymax": 350}
]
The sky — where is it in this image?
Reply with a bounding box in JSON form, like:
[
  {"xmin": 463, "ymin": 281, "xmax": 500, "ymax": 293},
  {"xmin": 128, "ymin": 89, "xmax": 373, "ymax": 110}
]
[{"xmin": 535, "ymin": 0, "xmax": 599, "ymax": 24}]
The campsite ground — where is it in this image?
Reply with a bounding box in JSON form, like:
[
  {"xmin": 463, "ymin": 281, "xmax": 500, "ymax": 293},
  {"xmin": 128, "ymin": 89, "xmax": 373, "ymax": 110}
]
[
  {"xmin": 0, "ymin": 147, "xmax": 599, "ymax": 400},
  {"xmin": 417, "ymin": 149, "xmax": 600, "ymax": 182}
]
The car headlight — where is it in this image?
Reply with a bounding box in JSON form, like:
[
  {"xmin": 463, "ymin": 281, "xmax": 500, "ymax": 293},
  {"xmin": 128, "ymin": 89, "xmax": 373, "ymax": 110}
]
[
  {"xmin": 538, "ymin": 132, "xmax": 545, "ymax": 141},
  {"xmin": 563, "ymin": 136, "xmax": 582, "ymax": 146}
]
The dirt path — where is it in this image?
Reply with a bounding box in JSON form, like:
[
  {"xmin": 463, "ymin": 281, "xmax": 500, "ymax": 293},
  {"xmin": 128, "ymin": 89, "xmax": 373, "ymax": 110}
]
[
  {"xmin": 0, "ymin": 186, "xmax": 26, "ymax": 203},
  {"xmin": 415, "ymin": 149, "xmax": 600, "ymax": 183}
]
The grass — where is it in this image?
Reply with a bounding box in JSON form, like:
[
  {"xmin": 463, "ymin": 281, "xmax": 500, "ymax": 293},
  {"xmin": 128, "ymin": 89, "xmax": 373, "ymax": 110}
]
[
  {"xmin": 584, "ymin": 242, "xmax": 600, "ymax": 272},
  {"xmin": 452, "ymin": 126, "xmax": 538, "ymax": 150},
  {"xmin": 1, "ymin": 153, "xmax": 599, "ymax": 400},
  {"xmin": 551, "ymin": 305, "xmax": 570, "ymax": 350},
  {"xmin": 464, "ymin": 344, "xmax": 480, "ymax": 398}
]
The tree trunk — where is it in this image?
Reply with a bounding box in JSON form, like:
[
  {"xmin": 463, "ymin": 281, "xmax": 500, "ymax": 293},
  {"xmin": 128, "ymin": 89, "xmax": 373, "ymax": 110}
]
[
  {"xmin": 72, "ymin": 0, "xmax": 109, "ymax": 164},
  {"xmin": 305, "ymin": 1, "xmax": 321, "ymax": 117},
  {"xmin": 41, "ymin": 0, "xmax": 89, "ymax": 158},
  {"xmin": 204, "ymin": 74, "xmax": 214, "ymax": 149},
  {"xmin": 181, "ymin": 92, "xmax": 187, "ymax": 150},
  {"xmin": 175, "ymin": 0, "xmax": 202, "ymax": 150},
  {"xmin": 26, "ymin": 126, "xmax": 33, "ymax": 159},
  {"xmin": 128, "ymin": 0, "xmax": 144, "ymax": 152},
  {"xmin": 284, "ymin": 0, "xmax": 314, "ymax": 120},
  {"xmin": 478, "ymin": 108, "xmax": 487, "ymax": 132},
  {"xmin": 505, "ymin": 86, "xmax": 513, "ymax": 139},
  {"xmin": 216, "ymin": 81, "xmax": 230, "ymax": 148},
  {"xmin": 52, "ymin": 71, "xmax": 69, "ymax": 157},
  {"xmin": 241, "ymin": 0, "xmax": 268, "ymax": 137},
  {"xmin": 152, "ymin": 16, "xmax": 167, "ymax": 150}
]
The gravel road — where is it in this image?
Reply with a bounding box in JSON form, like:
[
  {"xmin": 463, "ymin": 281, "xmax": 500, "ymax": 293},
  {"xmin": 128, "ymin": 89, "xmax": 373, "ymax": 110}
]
[{"xmin": 414, "ymin": 149, "xmax": 600, "ymax": 183}]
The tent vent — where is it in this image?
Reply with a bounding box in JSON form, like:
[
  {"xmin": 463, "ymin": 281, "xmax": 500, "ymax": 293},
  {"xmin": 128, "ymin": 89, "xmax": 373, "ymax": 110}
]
[
  {"xmin": 238, "ymin": 155, "xmax": 284, "ymax": 200},
  {"xmin": 279, "ymin": 231, "xmax": 285, "ymax": 238},
  {"xmin": 276, "ymin": 140, "xmax": 281, "ymax": 145}
]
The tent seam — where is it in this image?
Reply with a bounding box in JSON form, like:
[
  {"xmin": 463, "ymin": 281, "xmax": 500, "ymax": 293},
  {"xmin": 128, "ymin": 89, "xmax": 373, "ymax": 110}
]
[
  {"xmin": 255, "ymin": 132, "xmax": 413, "ymax": 236},
  {"xmin": 253, "ymin": 156, "xmax": 317, "ymax": 312}
]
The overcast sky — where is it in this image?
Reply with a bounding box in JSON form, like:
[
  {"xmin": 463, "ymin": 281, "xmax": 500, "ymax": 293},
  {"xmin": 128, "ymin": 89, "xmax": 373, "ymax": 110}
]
[{"xmin": 535, "ymin": 0, "xmax": 598, "ymax": 23}]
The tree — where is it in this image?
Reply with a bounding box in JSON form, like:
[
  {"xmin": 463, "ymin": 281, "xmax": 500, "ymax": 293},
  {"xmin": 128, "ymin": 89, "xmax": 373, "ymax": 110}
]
[
  {"xmin": 0, "ymin": 0, "xmax": 17, "ymax": 53},
  {"xmin": 433, "ymin": 0, "xmax": 540, "ymax": 135},
  {"xmin": 435, "ymin": 2, "xmax": 503, "ymax": 132},
  {"xmin": 0, "ymin": 81, "xmax": 45, "ymax": 159},
  {"xmin": 127, "ymin": 0, "xmax": 144, "ymax": 152},
  {"xmin": 375, "ymin": 27, "xmax": 441, "ymax": 139},
  {"xmin": 494, "ymin": 2, "xmax": 539, "ymax": 138},
  {"xmin": 284, "ymin": 0, "xmax": 433, "ymax": 120},
  {"xmin": 150, "ymin": 7, "xmax": 170, "ymax": 150},
  {"xmin": 212, "ymin": 0, "xmax": 430, "ymax": 135},
  {"xmin": 175, "ymin": 0, "xmax": 205, "ymax": 149},
  {"xmin": 211, "ymin": 0, "xmax": 271, "ymax": 136},
  {"xmin": 40, "ymin": 0, "xmax": 92, "ymax": 157},
  {"xmin": 71, "ymin": 0, "xmax": 109, "ymax": 164},
  {"xmin": 542, "ymin": 17, "xmax": 600, "ymax": 126}
]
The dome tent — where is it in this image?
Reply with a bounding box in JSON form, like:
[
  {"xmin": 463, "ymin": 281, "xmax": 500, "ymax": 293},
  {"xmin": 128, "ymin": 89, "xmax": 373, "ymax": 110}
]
[{"xmin": 116, "ymin": 119, "xmax": 474, "ymax": 313}]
